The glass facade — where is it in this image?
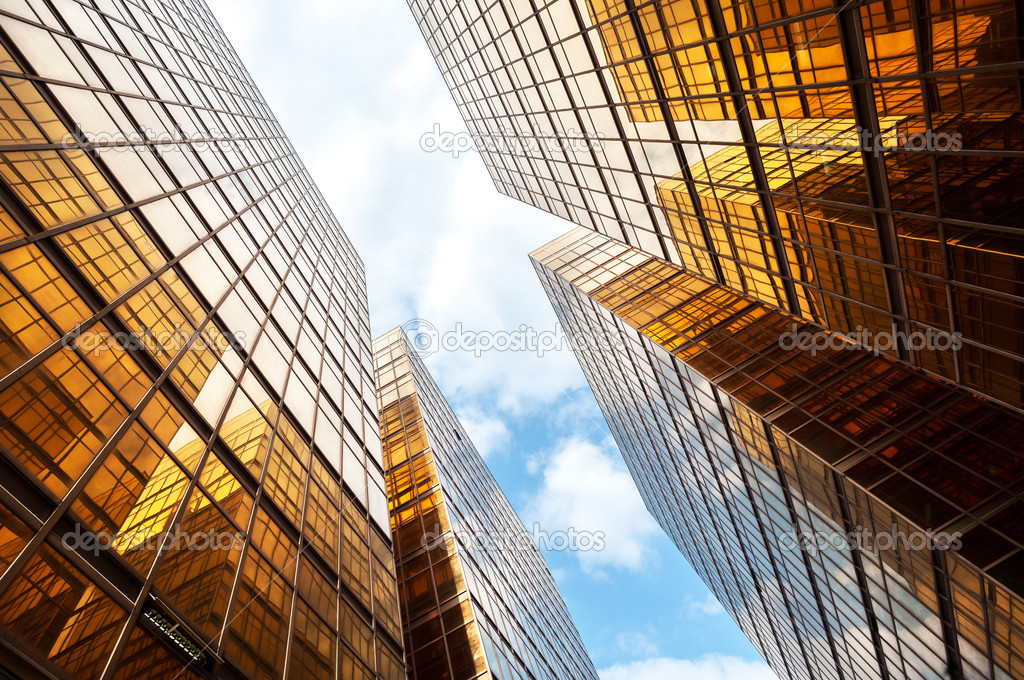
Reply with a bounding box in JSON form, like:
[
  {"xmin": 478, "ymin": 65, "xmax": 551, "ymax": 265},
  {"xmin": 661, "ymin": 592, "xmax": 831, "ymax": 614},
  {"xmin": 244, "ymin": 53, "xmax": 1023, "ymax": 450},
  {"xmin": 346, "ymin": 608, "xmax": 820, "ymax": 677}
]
[
  {"xmin": 0, "ymin": 1, "xmax": 403, "ymax": 679},
  {"xmin": 532, "ymin": 227, "xmax": 1024, "ymax": 680},
  {"xmin": 407, "ymin": 0, "xmax": 1024, "ymax": 411},
  {"xmin": 411, "ymin": 0, "xmax": 1024, "ymax": 677},
  {"xmin": 372, "ymin": 328, "xmax": 598, "ymax": 680}
]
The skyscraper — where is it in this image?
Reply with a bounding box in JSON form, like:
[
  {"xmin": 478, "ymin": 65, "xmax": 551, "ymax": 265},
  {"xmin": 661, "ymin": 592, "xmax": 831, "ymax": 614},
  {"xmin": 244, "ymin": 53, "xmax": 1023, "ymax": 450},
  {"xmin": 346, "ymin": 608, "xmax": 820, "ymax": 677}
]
[
  {"xmin": 372, "ymin": 328, "xmax": 599, "ymax": 680},
  {"xmin": 0, "ymin": 2, "xmax": 403, "ymax": 679},
  {"xmin": 407, "ymin": 0, "xmax": 1024, "ymax": 411},
  {"xmin": 532, "ymin": 227, "xmax": 1024, "ymax": 680},
  {"xmin": 409, "ymin": 0, "xmax": 1024, "ymax": 678}
]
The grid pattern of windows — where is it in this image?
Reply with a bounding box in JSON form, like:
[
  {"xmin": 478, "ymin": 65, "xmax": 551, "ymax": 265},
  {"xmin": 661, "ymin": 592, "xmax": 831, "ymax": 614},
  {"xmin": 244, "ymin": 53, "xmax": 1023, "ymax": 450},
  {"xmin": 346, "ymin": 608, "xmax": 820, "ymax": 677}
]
[
  {"xmin": 532, "ymin": 227, "xmax": 1024, "ymax": 680},
  {"xmin": 407, "ymin": 0, "xmax": 1024, "ymax": 411},
  {"xmin": 0, "ymin": 1, "xmax": 402, "ymax": 678},
  {"xmin": 373, "ymin": 329, "xmax": 598, "ymax": 680}
]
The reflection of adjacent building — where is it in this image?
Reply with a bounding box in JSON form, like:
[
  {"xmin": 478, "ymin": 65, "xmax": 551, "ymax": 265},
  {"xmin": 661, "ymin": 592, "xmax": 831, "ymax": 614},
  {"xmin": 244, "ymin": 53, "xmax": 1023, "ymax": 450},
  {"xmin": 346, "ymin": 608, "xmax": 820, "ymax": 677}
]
[
  {"xmin": 0, "ymin": 0, "xmax": 403, "ymax": 678},
  {"xmin": 409, "ymin": 0, "xmax": 1024, "ymax": 677},
  {"xmin": 408, "ymin": 0, "xmax": 1024, "ymax": 410},
  {"xmin": 584, "ymin": 0, "xmax": 1009, "ymax": 121},
  {"xmin": 373, "ymin": 329, "xmax": 598, "ymax": 680},
  {"xmin": 532, "ymin": 227, "xmax": 1024, "ymax": 680},
  {"xmin": 590, "ymin": 0, "xmax": 1024, "ymax": 411},
  {"xmin": 657, "ymin": 113, "xmax": 1024, "ymax": 407}
]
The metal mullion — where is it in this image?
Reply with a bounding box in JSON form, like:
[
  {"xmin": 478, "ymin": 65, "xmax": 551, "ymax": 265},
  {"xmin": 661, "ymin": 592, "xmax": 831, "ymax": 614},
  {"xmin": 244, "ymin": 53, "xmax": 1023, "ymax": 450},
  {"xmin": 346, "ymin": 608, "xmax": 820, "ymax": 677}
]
[
  {"xmin": 833, "ymin": 0, "xmax": 913, "ymax": 362},
  {"xmin": 574, "ymin": 291, "xmax": 777, "ymax": 668},
  {"xmin": 619, "ymin": 0, "xmax": 729, "ymax": 282},
  {"xmin": 636, "ymin": 350, "xmax": 767, "ymax": 647},
  {"xmin": 0, "ymin": 151, "xmax": 296, "ymax": 256},
  {"xmin": 279, "ymin": 205, "xmax": 350, "ymax": 680},
  {"xmin": 518, "ymin": 0, "xmax": 646, "ymax": 248},
  {"xmin": 0, "ymin": 176, "xmax": 312, "ymax": 604},
  {"xmin": 756, "ymin": 420, "xmax": 856, "ymax": 679},
  {"xmin": 99, "ymin": 185, "xmax": 321, "ymax": 680},
  {"xmin": 216, "ymin": 233, "xmax": 313, "ymax": 680},
  {"xmin": 685, "ymin": 382, "xmax": 814, "ymax": 679},
  {"xmin": 0, "ymin": 167, "xmax": 299, "ymax": 396},
  {"xmin": 0, "ymin": 18, "xmax": 273, "ymax": 126}
]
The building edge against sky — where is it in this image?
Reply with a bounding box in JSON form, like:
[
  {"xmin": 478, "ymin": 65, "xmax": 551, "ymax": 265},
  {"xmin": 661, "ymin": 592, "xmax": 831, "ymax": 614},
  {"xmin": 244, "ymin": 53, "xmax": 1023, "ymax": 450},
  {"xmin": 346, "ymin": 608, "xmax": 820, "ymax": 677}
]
[
  {"xmin": 406, "ymin": 0, "xmax": 1024, "ymax": 412},
  {"xmin": 406, "ymin": 0, "xmax": 1024, "ymax": 678},
  {"xmin": 372, "ymin": 328, "xmax": 599, "ymax": 680},
  {"xmin": 0, "ymin": 1, "xmax": 404, "ymax": 679},
  {"xmin": 531, "ymin": 227, "xmax": 1024, "ymax": 680}
]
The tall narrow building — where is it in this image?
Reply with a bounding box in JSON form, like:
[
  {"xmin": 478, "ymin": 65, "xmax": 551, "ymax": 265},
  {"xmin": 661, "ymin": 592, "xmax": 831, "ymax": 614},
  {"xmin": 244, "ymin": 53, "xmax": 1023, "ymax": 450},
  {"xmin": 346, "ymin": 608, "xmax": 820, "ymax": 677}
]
[
  {"xmin": 372, "ymin": 328, "xmax": 599, "ymax": 680},
  {"xmin": 410, "ymin": 0, "xmax": 1024, "ymax": 678},
  {"xmin": 0, "ymin": 2, "xmax": 403, "ymax": 679},
  {"xmin": 532, "ymin": 227, "xmax": 1023, "ymax": 680}
]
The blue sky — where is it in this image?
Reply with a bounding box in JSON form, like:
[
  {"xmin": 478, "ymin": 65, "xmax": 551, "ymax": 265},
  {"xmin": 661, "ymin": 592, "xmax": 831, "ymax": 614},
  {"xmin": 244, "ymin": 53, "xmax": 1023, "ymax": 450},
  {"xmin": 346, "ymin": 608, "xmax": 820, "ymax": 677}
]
[{"xmin": 204, "ymin": 0, "xmax": 776, "ymax": 677}]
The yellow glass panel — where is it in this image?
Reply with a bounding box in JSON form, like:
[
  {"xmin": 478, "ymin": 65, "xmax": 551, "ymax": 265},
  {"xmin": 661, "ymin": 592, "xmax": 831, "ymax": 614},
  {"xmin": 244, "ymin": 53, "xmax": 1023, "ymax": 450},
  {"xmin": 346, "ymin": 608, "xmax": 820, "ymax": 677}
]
[
  {"xmin": 1, "ymin": 76, "xmax": 69, "ymax": 144},
  {"xmin": 0, "ymin": 349, "xmax": 127, "ymax": 497},
  {"xmin": 0, "ymin": 243, "xmax": 91, "ymax": 333},
  {"xmin": 56, "ymin": 218, "xmax": 158, "ymax": 302},
  {"xmin": 0, "ymin": 504, "xmax": 33, "ymax": 572},
  {"xmin": 0, "ymin": 267, "xmax": 58, "ymax": 377},
  {"xmin": 153, "ymin": 487, "xmax": 244, "ymax": 638},
  {"xmin": 0, "ymin": 151, "xmax": 101, "ymax": 228},
  {"xmin": 0, "ymin": 544, "xmax": 127, "ymax": 680},
  {"xmin": 113, "ymin": 449, "xmax": 189, "ymax": 573},
  {"xmin": 0, "ymin": 205, "xmax": 22, "ymax": 244},
  {"xmin": 71, "ymin": 422, "xmax": 166, "ymax": 537},
  {"xmin": 198, "ymin": 450, "xmax": 255, "ymax": 528},
  {"xmin": 219, "ymin": 402, "xmax": 273, "ymax": 475},
  {"xmin": 225, "ymin": 549, "xmax": 292, "ymax": 678}
]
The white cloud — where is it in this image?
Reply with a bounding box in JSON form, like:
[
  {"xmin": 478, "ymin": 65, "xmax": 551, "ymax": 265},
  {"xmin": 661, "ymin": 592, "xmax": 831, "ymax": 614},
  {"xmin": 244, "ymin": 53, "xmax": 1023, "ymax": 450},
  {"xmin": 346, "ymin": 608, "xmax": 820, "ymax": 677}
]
[
  {"xmin": 198, "ymin": 2, "xmax": 777, "ymax": 675},
  {"xmin": 209, "ymin": 0, "xmax": 590, "ymax": 415},
  {"xmin": 686, "ymin": 592, "xmax": 726, "ymax": 617},
  {"xmin": 407, "ymin": 159, "xmax": 588, "ymax": 412},
  {"xmin": 456, "ymin": 405, "xmax": 511, "ymax": 459},
  {"xmin": 527, "ymin": 436, "xmax": 661, "ymax": 576},
  {"xmin": 615, "ymin": 631, "xmax": 659, "ymax": 657},
  {"xmin": 600, "ymin": 655, "xmax": 777, "ymax": 680}
]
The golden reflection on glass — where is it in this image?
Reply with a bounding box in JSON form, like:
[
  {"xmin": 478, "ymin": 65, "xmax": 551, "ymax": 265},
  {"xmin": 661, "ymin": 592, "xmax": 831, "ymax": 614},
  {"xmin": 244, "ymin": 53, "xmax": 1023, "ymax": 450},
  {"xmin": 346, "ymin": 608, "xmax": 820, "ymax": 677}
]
[{"xmin": 534, "ymin": 227, "xmax": 1024, "ymax": 680}]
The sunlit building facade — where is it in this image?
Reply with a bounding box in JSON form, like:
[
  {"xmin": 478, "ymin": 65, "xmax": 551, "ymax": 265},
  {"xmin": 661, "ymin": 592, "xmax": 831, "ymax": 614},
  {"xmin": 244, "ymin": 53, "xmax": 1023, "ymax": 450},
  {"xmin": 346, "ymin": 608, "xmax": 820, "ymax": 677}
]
[
  {"xmin": 532, "ymin": 227, "xmax": 1024, "ymax": 680},
  {"xmin": 412, "ymin": 0, "xmax": 1024, "ymax": 677},
  {"xmin": 372, "ymin": 328, "xmax": 598, "ymax": 680},
  {"xmin": 0, "ymin": 1, "xmax": 403, "ymax": 679},
  {"xmin": 408, "ymin": 0, "xmax": 1024, "ymax": 411}
]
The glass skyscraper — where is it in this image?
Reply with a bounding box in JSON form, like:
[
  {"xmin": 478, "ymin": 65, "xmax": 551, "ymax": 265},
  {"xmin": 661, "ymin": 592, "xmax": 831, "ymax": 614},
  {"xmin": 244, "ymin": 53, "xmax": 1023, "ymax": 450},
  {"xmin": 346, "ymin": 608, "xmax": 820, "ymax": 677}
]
[
  {"xmin": 408, "ymin": 0, "xmax": 1024, "ymax": 678},
  {"xmin": 0, "ymin": 1, "xmax": 403, "ymax": 679},
  {"xmin": 373, "ymin": 328, "xmax": 598, "ymax": 680},
  {"xmin": 533, "ymin": 227, "xmax": 1023, "ymax": 680},
  {"xmin": 407, "ymin": 0, "xmax": 1023, "ymax": 410}
]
